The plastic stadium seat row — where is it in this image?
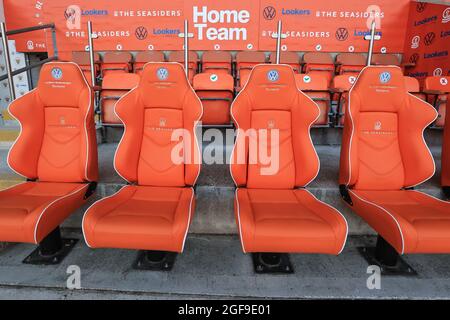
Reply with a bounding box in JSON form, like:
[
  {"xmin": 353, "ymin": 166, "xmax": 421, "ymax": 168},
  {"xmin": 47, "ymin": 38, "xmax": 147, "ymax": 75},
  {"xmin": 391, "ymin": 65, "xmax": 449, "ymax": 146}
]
[
  {"xmin": 423, "ymin": 76, "xmax": 450, "ymax": 128},
  {"xmin": 0, "ymin": 61, "xmax": 448, "ymax": 272}
]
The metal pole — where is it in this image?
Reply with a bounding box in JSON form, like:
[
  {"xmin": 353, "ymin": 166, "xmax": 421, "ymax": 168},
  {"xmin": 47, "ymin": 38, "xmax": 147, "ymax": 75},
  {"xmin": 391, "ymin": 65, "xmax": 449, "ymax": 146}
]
[
  {"xmin": 0, "ymin": 22, "xmax": 15, "ymax": 101},
  {"xmin": 87, "ymin": 21, "xmax": 96, "ymax": 86},
  {"xmin": 275, "ymin": 20, "xmax": 282, "ymax": 64},
  {"xmin": 366, "ymin": 20, "xmax": 376, "ymax": 66},
  {"xmin": 183, "ymin": 20, "xmax": 189, "ymax": 77}
]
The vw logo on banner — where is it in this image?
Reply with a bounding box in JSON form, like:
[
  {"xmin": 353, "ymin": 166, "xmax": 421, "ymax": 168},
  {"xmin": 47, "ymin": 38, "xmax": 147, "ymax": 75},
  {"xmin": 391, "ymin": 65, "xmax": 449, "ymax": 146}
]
[
  {"xmin": 157, "ymin": 68, "xmax": 169, "ymax": 81},
  {"xmin": 51, "ymin": 67, "xmax": 63, "ymax": 80},
  {"xmin": 379, "ymin": 72, "xmax": 391, "ymax": 84},
  {"xmin": 267, "ymin": 70, "xmax": 279, "ymax": 82}
]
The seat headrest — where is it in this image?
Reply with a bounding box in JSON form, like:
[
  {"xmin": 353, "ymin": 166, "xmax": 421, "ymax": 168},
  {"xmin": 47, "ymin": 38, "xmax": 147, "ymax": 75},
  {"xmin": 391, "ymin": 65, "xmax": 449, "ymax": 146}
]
[
  {"xmin": 241, "ymin": 64, "xmax": 298, "ymax": 109},
  {"xmin": 137, "ymin": 62, "xmax": 191, "ymax": 108},
  {"xmin": 332, "ymin": 74, "xmax": 357, "ymax": 91},
  {"xmin": 424, "ymin": 76, "xmax": 450, "ymax": 92},
  {"xmin": 135, "ymin": 51, "xmax": 165, "ymax": 63},
  {"xmin": 37, "ymin": 62, "xmax": 89, "ymax": 107},
  {"xmin": 404, "ymin": 76, "xmax": 420, "ymax": 93},
  {"xmin": 350, "ymin": 66, "xmax": 406, "ymax": 112}
]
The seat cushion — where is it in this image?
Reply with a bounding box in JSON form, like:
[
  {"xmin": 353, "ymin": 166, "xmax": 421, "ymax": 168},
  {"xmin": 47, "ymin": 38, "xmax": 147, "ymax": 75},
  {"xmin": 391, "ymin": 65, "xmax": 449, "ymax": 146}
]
[
  {"xmin": 349, "ymin": 190, "xmax": 450, "ymax": 254},
  {"xmin": 0, "ymin": 182, "xmax": 89, "ymax": 243},
  {"xmin": 235, "ymin": 188, "xmax": 348, "ymax": 254},
  {"xmin": 83, "ymin": 185, "xmax": 195, "ymax": 252}
]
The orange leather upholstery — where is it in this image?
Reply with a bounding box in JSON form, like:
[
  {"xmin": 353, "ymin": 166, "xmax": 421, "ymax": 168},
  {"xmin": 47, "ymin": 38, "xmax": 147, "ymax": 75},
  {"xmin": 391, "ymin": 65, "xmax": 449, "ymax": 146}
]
[
  {"xmin": 236, "ymin": 52, "xmax": 267, "ymax": 91},
  {"xmin": 72, "ymin": 51, "xmax": 101, "ymax": 85},
  {"xmin": 424, "ymin": 76, "xmax": 449, "ymax": 128},
  {"xmin": 101, "ymin": 52, "xmax": 132, "ymax": 77},
  {"xmin": 339, "ymin": 66, "xmax": 450, "ymax": 254},
  {"xmin": 301, "ymin": 52, "xmax": 335, "ymax": 86},
  {"xmin": 335, "ymin": 53, "xmax": 365, "ymax": 75},
  {"xmin": 269, "ymin": 52, "xmax": 300, "ymax": 73},
  {"xmin": 83, "ymin": 63, "xmax": 202, "ymax": 252},
  {"xmin": 202, "ymin": 51, "xmax": 232, "ymax": 74},
  {"xmin": 295, "ymin": 73, "xmax": 331, "ymax": 126},
  {"xmin": 169, "ymin": 51, "xmax": 199, "ymax": 84},
  {"xmin": 1, "ymin": 62, "xmax": 98, "ymax": 244},
  {"xmin": 231, "ymin": 64, "xmax": 347, "ymax": 254},
  {"xmin": 134, "ymin": 51, "xmax": 165, "ymax": 75},
  {"xmin": 100, "ymin": 73, "xmax": 140, "ymax": 124},
  {"xmin": 443, "ymin": 94, "xmax": 450, "ymax": 189},
  {"xmin": 193, "ymin": 73, "xmax": 234, "ymax": 125}
]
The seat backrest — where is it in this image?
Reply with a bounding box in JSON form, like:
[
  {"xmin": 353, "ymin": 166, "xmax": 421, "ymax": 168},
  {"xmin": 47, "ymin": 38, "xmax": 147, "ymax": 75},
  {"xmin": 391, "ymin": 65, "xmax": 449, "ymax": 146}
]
[
  {"xmin": 404, "ymin": 76, "xmax": 421, "ymax": 93},
  {"xmin": 102, "ymin": 52, "xmax": 132, "ymax": 75},
  {"xmin": 424, "ymin": 76, "xmax": 450, "ymax": 93},
  {"xmin": 72, "ymin": 51, "xmax": 101, "ymax": 67},
  {"xmin": 8, "ymin": 62, "xmax": 98, "ymax": 182},
  {"xmin": 302, "ymin": 52, "xmax": 334, "ymax": 65},
  {"xmin": 295, "ymin": 73, "xmax": 329, "ymax": 91},
  {"xmin": 135, "ymin": 51, "xmax": 165, "ymax": 63},
  {"xmin": 336, "ymin": 53, "xmax": 366, "ymax": 67},
  {"xmin": 114, "ymin": 63, "xmax": 202, "ymax": 187},
  {"xmin": 202, "ymin": 51, "xmax": 232, "ymax": 74},
  {"xmin": 193, "ymin": 73, "xmax": 234, "ymax": 92},
  {"xmin": 371, "ymin": 54, "xmax": 400, "ymax": 66},
  {"xmin": 339, "ymin": 66, "xmax": 437, "ymax": 190},
  {"xmin": 230, "ymin": 64, "xmax": 320, "ymax": 189},
  {"xmin": 332, "ymin": 74, "xmax": 357, "ymax": 91},
  {"xmin": 269, "ymin": 52, "xmax": 300, "ymax": 72},
  {"xmin": 169, "ymin": 51, "xmax": 199, "ymax": 68},
  {"xmin": 236, "ymin": 52, "xmax": 266, "ymax": 67}
]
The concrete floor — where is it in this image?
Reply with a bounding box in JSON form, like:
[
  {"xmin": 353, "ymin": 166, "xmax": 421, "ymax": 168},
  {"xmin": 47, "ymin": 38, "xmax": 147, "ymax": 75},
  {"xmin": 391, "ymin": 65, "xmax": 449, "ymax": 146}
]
[
  {"xmin": 0, "ymin": 127, "xmax": 448, "ymax": 299},
  {"xmin": 1, "ymin": 232, "xmax": 450, "ymax": 299}
]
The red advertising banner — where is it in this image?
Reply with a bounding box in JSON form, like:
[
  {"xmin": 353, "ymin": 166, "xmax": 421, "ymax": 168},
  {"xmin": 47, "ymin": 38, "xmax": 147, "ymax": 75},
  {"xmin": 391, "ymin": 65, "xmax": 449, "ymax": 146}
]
[
  {"xmin": 403, "ymin": 1, "xmax": 450, "ymax": 83},
  {"xmin": 258, "ymin": 0, "xmax": 411, "ymax": 53},
  {"xmin": 1, "ymin": 0, "xmax": 442, "ymax": 56}
]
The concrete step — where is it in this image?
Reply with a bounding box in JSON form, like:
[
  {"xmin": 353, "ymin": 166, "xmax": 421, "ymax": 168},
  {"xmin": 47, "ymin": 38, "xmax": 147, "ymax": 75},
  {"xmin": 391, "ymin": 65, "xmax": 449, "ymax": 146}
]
[{"xmin": 2, "ymin": 231, "xmax": 450, "ymax": 299}]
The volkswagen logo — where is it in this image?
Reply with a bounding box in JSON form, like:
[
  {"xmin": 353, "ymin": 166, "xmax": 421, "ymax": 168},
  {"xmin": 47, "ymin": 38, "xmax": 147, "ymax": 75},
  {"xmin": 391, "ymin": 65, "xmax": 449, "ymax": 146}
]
[
  {"xmin": 263, "ymin": 6, "xmax": 276, "ymax": 20},
  {"xmin": 416, "ymin": 2, "xmax": 427, "ymax": 13},
  {"xmin": 267, "ymin": 70, "xmax": 279, "ymax": 82},
  {"xmin": 51, "ymin": 67, "xmax": 63, "ymax": 80},
  {"xmin": 335, "ymin": 28, "xmax": 349, "ymax": 41},
  {"xmin": 409, "ymin": 53, "xmax": 419, "ymax": 65},
  {"xmin": 379, "ymin": 71, "xmax": 391, "ymax": 84},
  {"xmin": 424, "ymin": 32, "xmax": 435, "ymax": 46},
  {"xmin": 135, "ymin": 26, "xmax": 148, "ymax": 40},
  {"xmin": 157, "ymin": 68, "xmax": 169, "ymax": 81}
]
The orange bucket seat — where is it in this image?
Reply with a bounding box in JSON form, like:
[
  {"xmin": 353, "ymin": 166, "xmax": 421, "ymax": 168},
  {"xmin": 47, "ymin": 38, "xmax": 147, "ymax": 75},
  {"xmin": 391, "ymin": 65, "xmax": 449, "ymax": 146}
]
[
  {"xmin": 339, "ymin": 66, "xmax": 450, "ymax": 271},
  {"xmin": 0, "ymin": 62, "xmax": 98, "ymax": 264},
  {"xmin": 193, "ymin": 72, "xmax": 234, "ymax": 125},
  {"xmin": 82, "ymin": 63, "xmax": 202, "ymax": 269},
  {"xmin": 230, "ymin": 64, "xmax": 347, "ymax": 272}
]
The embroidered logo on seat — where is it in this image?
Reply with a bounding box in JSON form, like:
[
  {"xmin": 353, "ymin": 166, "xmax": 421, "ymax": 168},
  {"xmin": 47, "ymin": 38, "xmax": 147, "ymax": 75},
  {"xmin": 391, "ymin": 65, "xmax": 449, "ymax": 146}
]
[
  {"xmin": 374, "ymin": 121, "xmax": 382, "ymax": 131},
  {"xmin": 60, "ymin": 116, "xmax": 66, "ymax": 125},
  {"xmin": 157, "ymin": 68, "xmax": 169, "ymax": 81},
  {"xmin": 51, "ymin": 68, "xmax": 63, "ymax": 80},
  {"xmin": 159, "ymin": 117, "xmax": 167, "ymax": 127},
  {"xmin": 267, "ymin": 70, "xmax": 279, "ymax": 82},
  {"xmin": 379, "ymin": 72, "xmax": 391, "ymax": 84},
  {"xmin": 268, "ymin": 120, "xmax": 275, "ymax": 128}
]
